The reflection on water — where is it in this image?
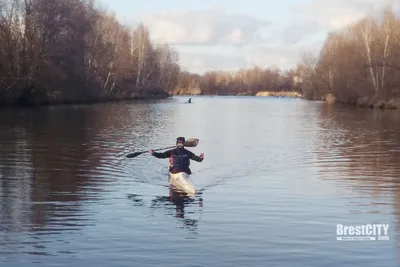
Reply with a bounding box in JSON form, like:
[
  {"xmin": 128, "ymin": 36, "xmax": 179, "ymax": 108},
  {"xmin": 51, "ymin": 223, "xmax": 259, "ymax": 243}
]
[
  {"xmin": 321, "ymin": 106, "xmax": 400, "ymax": 175},
  {"xmin": 0, "ymin": 97, "xmax": 399, "ymax": 266},
  {"xmin": 0, "ymin": 100, "xmax": 178, "ymax": 258},
  {"xmin": 315, "ymin": 104, "xmax": 400, "ymax": 249},
  {"xmin": 128, "ymin": 188, "xmax": 203, "ymax": 237},
  {"xmin": 315, "ymin": 105, "xmax": 400, "ymax": 198}
]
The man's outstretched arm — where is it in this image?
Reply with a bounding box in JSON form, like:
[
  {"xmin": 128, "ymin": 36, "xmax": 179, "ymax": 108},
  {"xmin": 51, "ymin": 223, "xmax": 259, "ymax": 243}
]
[
  {"xmin": 150, "ymin": 149, "xmax": 172, "ymax": 159},
  {"xmin": 190, "ymin": 152, "xmax": 204, "ymax": 162}
]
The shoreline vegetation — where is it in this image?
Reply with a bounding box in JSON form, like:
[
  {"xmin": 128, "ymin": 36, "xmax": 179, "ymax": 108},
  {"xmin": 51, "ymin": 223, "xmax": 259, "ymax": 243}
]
[
  {"xmin": 295, "ymin": 6, "xmax": 400, "ymax": 110},
  {"xmin": 0, "ymin": 1, "xmax": 399, "ymax": 110},
  {"xmin": 0, "ymin": 0, "xmax": 180, "ymax": 107}
]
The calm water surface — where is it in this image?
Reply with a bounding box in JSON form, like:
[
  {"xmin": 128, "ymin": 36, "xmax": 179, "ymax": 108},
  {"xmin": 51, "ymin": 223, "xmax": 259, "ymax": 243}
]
[{"xmin": 0, "ymin": 96, "xmax": 399, "ymax": 266}]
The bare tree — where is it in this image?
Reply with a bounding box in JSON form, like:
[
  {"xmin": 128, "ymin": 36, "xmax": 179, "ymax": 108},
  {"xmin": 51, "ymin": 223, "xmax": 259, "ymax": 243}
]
[
  {"xmin": 295, "ymin": 6, "xmax": 400, "ymax": 107},
  {"xmin": 0, "ymin": 0, "xmax": 179, "ymax": 106}
]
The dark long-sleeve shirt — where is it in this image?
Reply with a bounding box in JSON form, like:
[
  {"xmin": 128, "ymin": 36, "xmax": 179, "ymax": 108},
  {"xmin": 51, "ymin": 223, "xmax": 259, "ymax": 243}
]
[{"xmin": 152, "ymin": 148, "xmax": 203, "ymax": 174}]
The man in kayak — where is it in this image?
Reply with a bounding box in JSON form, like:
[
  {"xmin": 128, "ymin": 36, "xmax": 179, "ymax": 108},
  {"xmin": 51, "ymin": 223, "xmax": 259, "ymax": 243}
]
[{"xmin": 149, "ymin": 137, "xmax": 204, "ymax": 175}]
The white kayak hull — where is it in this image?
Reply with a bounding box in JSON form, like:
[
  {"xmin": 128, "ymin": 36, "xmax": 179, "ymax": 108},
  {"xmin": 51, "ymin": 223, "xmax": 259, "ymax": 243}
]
[{"xmin": 169, "ymin": 172, "xmax": 196, "ymax": 196}]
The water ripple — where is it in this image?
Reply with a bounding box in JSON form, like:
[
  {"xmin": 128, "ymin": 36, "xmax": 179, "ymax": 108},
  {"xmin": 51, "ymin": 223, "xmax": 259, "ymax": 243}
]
[{"xmin": 0, "ymin": 98, "xmax": 399, "ymax": 267}]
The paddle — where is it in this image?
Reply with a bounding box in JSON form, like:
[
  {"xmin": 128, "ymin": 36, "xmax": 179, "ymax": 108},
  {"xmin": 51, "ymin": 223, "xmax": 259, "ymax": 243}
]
[{"xmin": 126, "ymin": 138, "xmax": 199, "ymax": 158}]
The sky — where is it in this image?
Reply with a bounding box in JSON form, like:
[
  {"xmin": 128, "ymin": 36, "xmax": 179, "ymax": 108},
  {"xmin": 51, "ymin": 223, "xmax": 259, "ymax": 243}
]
[{"xmin": 98, "ymin": 0, "xmax": 400, "ymax": 74}]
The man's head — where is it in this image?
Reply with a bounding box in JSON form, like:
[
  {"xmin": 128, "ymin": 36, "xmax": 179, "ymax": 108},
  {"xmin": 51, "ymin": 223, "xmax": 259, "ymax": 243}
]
[{"xmin": 176, "ymin": 137, "xmax": 185, "ymax": 148}]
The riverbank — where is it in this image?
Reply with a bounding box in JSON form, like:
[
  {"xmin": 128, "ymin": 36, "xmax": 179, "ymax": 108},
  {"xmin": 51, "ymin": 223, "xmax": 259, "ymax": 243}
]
[
  {"xmin": 255, "ymin": 91, "xmax": 302, "ymax": 98},
  {"xmin": 169, "ymin": 88, "xmax": 202, "ymax": 96},
  {"xmin": 0, "ymin": 0, "xmax": 180, "ymax": 109},
  {"xmin": 315, "ymin": 93, "xmax": 400, "ymax": 110},
  {"xmin": 0, "ymin": 89, "xmax": 170, "ymax": 108},
  {"xmin": 170, "ymin": 89, "xmax": 302, "ymax": 98}
]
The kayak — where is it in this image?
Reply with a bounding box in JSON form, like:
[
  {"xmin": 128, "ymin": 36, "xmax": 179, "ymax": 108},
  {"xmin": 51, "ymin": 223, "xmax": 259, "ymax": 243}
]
[{"xmin": 168, "ymin": 172, "xmax": 196, "ymax": 196}]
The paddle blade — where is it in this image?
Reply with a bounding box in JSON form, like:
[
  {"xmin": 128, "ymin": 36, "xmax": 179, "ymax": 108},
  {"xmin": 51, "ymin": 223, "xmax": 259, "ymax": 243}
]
[
  {"xmin": 126, "ymin": 151, "xmax": 144, "ymax": 158},
  {"xmin": 184, "ymin": 138, "xmax": 199, "ymax": 147}
]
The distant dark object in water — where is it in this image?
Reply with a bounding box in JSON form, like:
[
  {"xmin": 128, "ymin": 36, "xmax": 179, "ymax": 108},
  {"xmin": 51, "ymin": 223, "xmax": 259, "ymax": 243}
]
[{"xmin": 185, "ymin": 98, "xmax": 192, "ymax": 104}]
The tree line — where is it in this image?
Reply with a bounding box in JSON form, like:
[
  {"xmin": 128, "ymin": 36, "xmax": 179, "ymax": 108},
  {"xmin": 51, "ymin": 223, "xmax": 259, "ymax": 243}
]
[
  {"xmin": 0, "ymin": 0, "xmax": 180, "ymax": 106},
  {"xmin": 290, "ymin": 6, "xmax": 400, "ymax": 108},
  {"xmin": 173, "ymin": 6, "xmax": 400, "ymax": 109},
  {"xmin": 1, "ymin": 1, "xmax": 399, "ymax": 108},
  {"xmin": 172, "ymin": 67, "xmax": 300, "ymax": 96}
]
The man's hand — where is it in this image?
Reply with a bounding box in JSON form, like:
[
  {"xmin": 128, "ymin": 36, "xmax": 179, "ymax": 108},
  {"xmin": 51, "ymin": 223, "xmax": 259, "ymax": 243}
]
[{"xmin": 199, "ymin": 153, "xmax": 204, "ymax": 159}]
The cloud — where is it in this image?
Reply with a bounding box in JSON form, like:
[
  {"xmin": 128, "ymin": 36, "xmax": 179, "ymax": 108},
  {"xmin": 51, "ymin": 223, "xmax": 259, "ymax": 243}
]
[
  {"xmin": 281, "ymin": 20, "xmax": 323, "ymax": 45},
  {"xmin": 279, "ymin": 0, "xmax": 391, "ymax": 45},
  {"xmin": 246, "ymin": 41, "xmax": 323, "ymax": 70},
  {"xmin": 178, "ymin": 51, "xmax": 250, "ymax": 74},
  {"xmin": 290, "ymin": 0, "xmax": 400, "ymax": 31},
  {"xmin": 137, "ymin": 1, "xmax": 400, "ymax": 74},
  {"xmin": 141, "ymin": 7, "xmax": 272, "ymax": 46},
  {"xmin": 177, "ymin": 41, "xmax": 323, "ymax": 74}
]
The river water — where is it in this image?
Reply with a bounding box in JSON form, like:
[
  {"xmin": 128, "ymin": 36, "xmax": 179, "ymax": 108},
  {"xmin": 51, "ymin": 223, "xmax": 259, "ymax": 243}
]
[{"xmin": 0, "ymin": 96, "xmax": 399, "ymax": 266}]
